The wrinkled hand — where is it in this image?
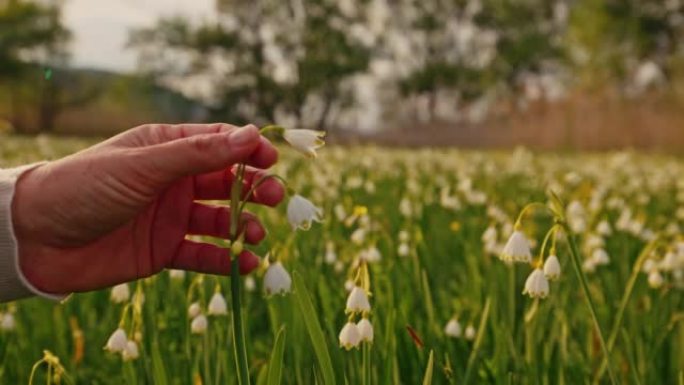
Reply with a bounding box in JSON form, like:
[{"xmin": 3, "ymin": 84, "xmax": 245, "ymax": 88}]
[{"xmin": 11, "ymin": 123, "xmax": 284, "ymax": 295}]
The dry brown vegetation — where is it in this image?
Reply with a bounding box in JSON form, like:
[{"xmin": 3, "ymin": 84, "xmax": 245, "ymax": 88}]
[{"xmin": 339, "ymin": 92, "xmax": 684, "ymax": 152}]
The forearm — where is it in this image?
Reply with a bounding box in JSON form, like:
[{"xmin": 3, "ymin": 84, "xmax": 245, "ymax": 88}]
[{"xmin": 0, "ymin": 163, "xmax": 61, "ymax": 303}]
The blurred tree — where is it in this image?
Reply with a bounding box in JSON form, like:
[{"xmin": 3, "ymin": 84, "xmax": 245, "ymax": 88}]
[
  {"xmin": 0, "ymin": 0, "xmax": 71, "ymax": 133},
  {"xmin": 130, "ymin": 0, "xmax": 369, "ymax": 130},
  {"xmin": 567, "ymin": 0, "xmax": 684, "ymax": 90}
]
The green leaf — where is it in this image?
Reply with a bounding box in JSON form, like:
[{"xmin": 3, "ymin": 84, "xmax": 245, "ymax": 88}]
[
  {"xmin": 267, "ymin": 326, "xmax": 287, "ymax": 385},
  {"xmin": 422, "ymin": 350, "xmax": 434, "ymax": 385},
  {"xmin": 150, "ymin": 340, "xmax": 169, "ymax": 385},
  {"xmin": 293, "ymin": 272, "xmax": 336, "ymax": 385}
]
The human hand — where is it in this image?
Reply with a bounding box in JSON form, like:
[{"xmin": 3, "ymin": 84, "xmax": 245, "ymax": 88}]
[{"xmin": 11, "ymin": 123, "xmax": 284, "ymax": 295}]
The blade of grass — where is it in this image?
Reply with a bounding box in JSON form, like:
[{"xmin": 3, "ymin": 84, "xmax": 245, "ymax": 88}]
[
  {"xmin": 422, "ymin": 350, "xmax": 434, "ymax": 385},
  {"xmin": 293, "ymin": 272, "xmax": 336, "ymax": 385},
  {"xmin": 267, "ymin": 327, "xmax": 287, "ymax": 385}
]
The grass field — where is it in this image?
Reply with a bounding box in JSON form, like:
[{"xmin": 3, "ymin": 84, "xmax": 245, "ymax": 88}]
[{"xmin": 0, "ymin": 134, "xmax": 682, "ymax": 384}]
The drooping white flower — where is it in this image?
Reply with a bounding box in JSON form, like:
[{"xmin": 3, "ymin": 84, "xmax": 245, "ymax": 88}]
[
  {"xmin": 122, "ymin": 340, "xmax": 140, "ymax": 361},
  {"xmin": 263, "ymin": 262, "xmax": 292, "ymax": 296},
  {"xmin": 359, "ymin": 246, "xmax": 381, "ymax": 263},
  {"xmin": 282, "ymin": 129, "xmax": 325, "ymax": 158},
  {"xmin": 523, "ymin": 268, "xmax": 550, "ymax": 299},
  {"xmin": 110, "ymin": 283, "xmax": 130, "ymax": 304},
  {"xmin": 188, "ymin": 302, "xmax": 201, "ymax": 319},
  {"xmin": 350, "ymin": 228, "xmax": 366, "ymax": 245},
  {"xmin": 642, "ymin": 258, "xmax": 658, "ymax": 273},
  {"xmin": 596, "ymin": 220, "xmax": 612, "ymax": 236},
  {"xmin": 500, "ymin": 230, "xmax": 532, "ymax": 263},
  {"xmin": 543, "ymin": 255, "xmax": 561, "ymax": 280},
  {"xmin": 244, "ymin": 276, "xmax": 256, "ymax": 292},
  {"xmin": 398, "ymin": 230, "xmax": 410, "ymax": 243},
  {"xmin": 592, "ymin": 248, "xmax": 610, "ymax": 266},
  {"xmin": 191, "ymin": 314, "xmax": 208, "ymax": 334},
  {"xmin": 339, "ymin": 322, "xmax": 361, "ymax": 350},
  {"xmin": 344, "ymin": 279, "xmax": 355, "ymax": 292},
  {"xmin": 482, "ymin": 226, "xmax": 497, "ymax": 245},
  {"xmin": 208, "ymin": 292, "xmax": 228, "ymax": 316},
  {"xmin": 357, "ymin": 318, "xmax": 374, "ymax": 343},
  {"xmin": 399, "ymin": 197, "xmax": 413, "ymax": 218},
  {"xmin": 0, "ymin": 313, "xmax": 15, "ymax": 331},
  {"xmin": 444, "ymin": 318, "xmax": 462, "ymax": 338},
  {"xmin": 660, "ymin": 251, "xmax": 678, "ymax": 272},
  {"xmin": 324, "ymin": 242, "xmax": 337, "ymax": 264},
  {"xmin": 346, "ymin": 286, "xmax": 371, "ymax": 314},
  {"xmin": 648, "ymin": 270, "xmax": 664, "ymax": 289},
  {"xmin": 287, "ymin": 195, "xmax": 322, "ymax": 231},
  {"xmin": 168, "ymin": 269, "xmax": 186, "ymax": 281},
  {"xmin": 397, "ymin": 243, "xmax": 410, "ymax": 257},
  {"xmin": 105, "ymin": 328, "xmax": 128, "ymax": 353},
  {"xmin": 464, "ymin": 325, "xmax": 476, "ymax": 341},
  {"xmin": 583, "ymin": 257, "xmax": 598, "ymax": 273}
]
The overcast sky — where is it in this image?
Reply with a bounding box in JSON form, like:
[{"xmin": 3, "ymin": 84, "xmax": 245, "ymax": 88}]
[{"xmin": 63, "ymin": 0, "xmax": 214, "ymax": 72}]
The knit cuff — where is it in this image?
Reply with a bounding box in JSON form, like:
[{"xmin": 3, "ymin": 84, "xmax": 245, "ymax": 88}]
[{"xmin": 0, "ymin": 163, "xmax": 66, "ymax": 302}]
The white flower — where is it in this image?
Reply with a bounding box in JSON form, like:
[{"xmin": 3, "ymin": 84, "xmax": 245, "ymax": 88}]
[
  {"xmin": 264, "ymin": 262, "xmax": 292, "ymax": 296},
  {"xmin": 283, "ymin": 129, "xmax": 325, "ymax": 158},
  {"xmin": 592, "ymin": 248, "xmax": 610, "ymax": 265},
  {"xmin": 324, "ymin": 242, "xmax": 337, "ymax": 264},
  {"xmin": 244, "ymin": 276, "xmax": 256, "ymax": 292},
  {"xmin": 339, "ymin": 322, "xmax": 361, "ymax": 350},
  {"xmin": 642, "ymin": 259, "xmax": 658, "ymax": 273},
  {"xmin": 168, "ymin": 269, "xmax": 186, "ymax": 281},
  {"xmin": 110, "ymin": 283, "xmax": 130, "ymax": 304},
  {"xmin": 444, "ymin": 318, "xmax": 462, "ymax": 338},
  {"xmin": 188, "ymin": 302, "xmax": 201, "ymax": 319},
  {"xmin": 208, "ymin": 292, "xmax": 228, "ymax": 316},
  {"xmin": 360, "ymin": 246, "xmax": 381, "ymax": 263},
  {"xmin": 344, "ymin": 280, "xmax": 355, "ymax": 292},
  {"xmin": 523, "ymin": 268, "xmax": 550, "ymax": 299},
  {"xmin": 122, "ymin": 340, "xmax": 140, "ymax": 361},
  {"xmin": 543, "ymin": 255, "xmax": 561, "ymax": 280},
  {"xmin": 660, "ymin": 251, "xmax": 678, "ymax": 272},
  {"xmin": 397, "ymin": 243, "xmax": 410, "ymax": 257},
  {"xmin": 583, "ymin": 257, "xmax": 598, "ymax": 273},
  {"xmin": 648, "ymin": 270, "xmax": 664, "ymax": 289},
  {"xmin": 500, "ymin": 230, "xmax": 532, "ymax": 263},
  {"xmin": 0, "ymin": 313, "xmax": 16, "ymax": 331},
  {"xmin": 346, "ymin": 286, "xmax": 371, "ymax": 314},
  {"xmin": 350, "ymin": 228, "xmax": 366, "ymax": 245},
  {"xmin": 191, "ymin": 315, "xmax": 208, "ymax": 334},
  {"xmin": 287, "ymin": 195, "xmax": 322, "ymax": 231},
  {"xmin": 105, "ymin": 328, "xmax": 128, "ymax": 353},
  {"xmin": 596, "ymin": 220, "xmax": 612, "ymax": 236},
  {"xmin": 398, "ymin": 230, "xmax": 410, "ymax": 243},
  {"xmin": 482, "ymin": 226, "xmax": 497, "ymax": 245},
  {"xmin": 357, "ymin": 318, "xmax": 374, "ymax": 343},
  {"xmin": 464, "ymin": 325, "xmax": 476, "ymax": 341}
]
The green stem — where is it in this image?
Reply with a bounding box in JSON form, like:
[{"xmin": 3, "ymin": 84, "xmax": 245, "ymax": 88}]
[
  {"xmin": 237, "ymin": 174, "xmax": 291, "ymax": 214},
  {"xmin": 563, "ymin": 226, "xmax": 618, "ymax": 385},
  {"xmin": 463, "ymin": 298, "xmax": 491, "ymax": 385},
  {"xmin": 362, "ymin": 342, "xmax": 371, "ymax": 385},
  {"xmin": 592, "ymin": 239, "xmax": 659, "ymax": 385},
  {"xmin": 230, "ymin": 163, "xmax": 251, "ymax": 385}
]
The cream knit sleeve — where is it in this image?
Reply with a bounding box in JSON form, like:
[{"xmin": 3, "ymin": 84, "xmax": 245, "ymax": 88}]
[{"xmin": 0, "ymin": 163, "xmax": 63, "ymax": 302}]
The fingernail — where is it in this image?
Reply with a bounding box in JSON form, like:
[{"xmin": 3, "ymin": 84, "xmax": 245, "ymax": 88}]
[{"xmin": 230, "ymin": 125, "xmax": 258, "ymax": 146}]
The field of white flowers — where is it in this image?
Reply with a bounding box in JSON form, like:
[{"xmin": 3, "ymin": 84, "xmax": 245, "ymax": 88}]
[{"xmin": 0, "ymin": 134, "xmax": 683, "ymax": 385}]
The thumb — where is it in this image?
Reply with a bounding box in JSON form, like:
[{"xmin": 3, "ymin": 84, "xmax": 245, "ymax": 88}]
[{"xmin": 140, "ymin": 125, "xmax": 260, "ymax": 182}]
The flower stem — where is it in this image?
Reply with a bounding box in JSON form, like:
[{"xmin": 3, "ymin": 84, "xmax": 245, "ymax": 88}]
[
  {"xmin": 229, "ymin": 163, "xmax": 250, "ymax": 385},
  {"xmin": 563, "ymin": 226, "xmax": 618, "ymax": 385}
]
